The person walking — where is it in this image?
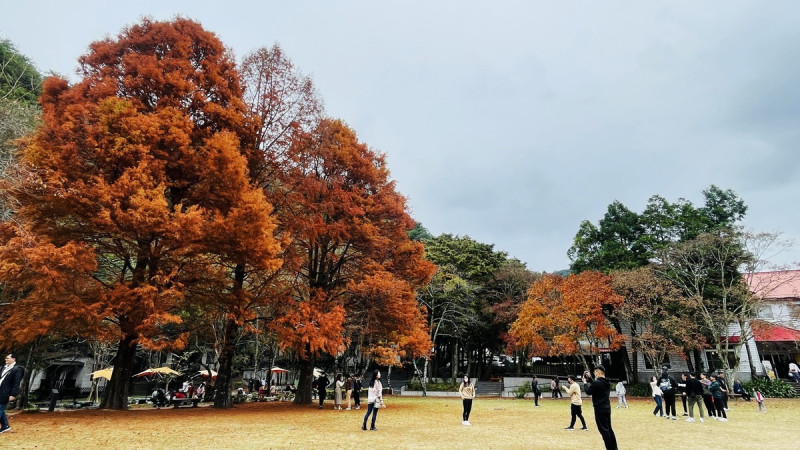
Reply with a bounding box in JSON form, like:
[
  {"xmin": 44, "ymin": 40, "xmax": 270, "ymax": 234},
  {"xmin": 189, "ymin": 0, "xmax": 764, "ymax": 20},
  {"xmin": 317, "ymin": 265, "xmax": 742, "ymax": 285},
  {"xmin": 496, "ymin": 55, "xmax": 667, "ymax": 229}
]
[
  {"xmin": 684, "ymin": 373, "xmax": 704, "ymax": 423},
  {"xmin": 315, "ymin": 372, "xmax": 329, "ymax": 409},
  {"xmin": 551, "ymin": 377, "xmax": 561, "ymax": 398},
  {"xmin": 362, "ymin": 370, "xmax": 383, "ymax": 431},
  {"xmin": 344, "ymin": 374, "xmax": 354, "ymax": 410},
  {"xmin": 562, "ymin": 375, "xmax": 587, "ymax": 431},
  {"xmin": 615, "ymin": 380, "xmax": 628, "ymax": 409},
  {"xmin": 459, "ymin": 375, "xmax": 476, "ymax": 425},
  {"xmin": 0, "ymin": 353, "xmax": 24, "ymax": 434},
  {"xmin": 754, "ymin": 389, "xmax": 766, "ymax": 412},
  {"xmin": 353, "ymin": 375, "xmax": 362, "ymax": 410},
  {"xmin": 583, "ymin": 365, "xmax": 618, "ymax": 450},
  {"xmin": 531, "ymin": 376, "xmax": 542, "ymax": 407},
  {"xmin": 334, "ymin": 374, "xmax": 344, "ymax": 410},
  {"xmin": 649, "ymin": 376, "xmax": 664, "ymax": 417},
  {"xmin": 657, "ymin": 366, "xmax": 678, "ymax": 420},
  {"xmin": 699, "ymin": 373, "xmax": 716, "ymax": 419},
  {"xmin": 709, "ymin": 374, "xmax": 727, "ymax": 421}
]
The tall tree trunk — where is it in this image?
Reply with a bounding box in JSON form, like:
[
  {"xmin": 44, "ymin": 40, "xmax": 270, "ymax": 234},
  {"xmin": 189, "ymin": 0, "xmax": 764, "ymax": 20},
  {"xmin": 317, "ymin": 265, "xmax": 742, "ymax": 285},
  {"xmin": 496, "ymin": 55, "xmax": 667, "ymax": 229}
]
[
  {"xmin": 214, "ymin": 263, "xmax": 246, "ymax": 409},
  {"xmin": 100, "ymin": 335, "xmax": 137, "ymax": 410},
  {"xmin": 450, "ymin": 342, "xmax": 458, "ymax": 384},
  {"xmin": 294, "ymin": 355, "xmax": 315, "ymax": 404},
  {"xmin": 17, "ymin": 341, "xmax": 38, "ymax": 410},
  {"xmin": 213, "ymin": 317, "xmax": 239, "ymax": 408}
]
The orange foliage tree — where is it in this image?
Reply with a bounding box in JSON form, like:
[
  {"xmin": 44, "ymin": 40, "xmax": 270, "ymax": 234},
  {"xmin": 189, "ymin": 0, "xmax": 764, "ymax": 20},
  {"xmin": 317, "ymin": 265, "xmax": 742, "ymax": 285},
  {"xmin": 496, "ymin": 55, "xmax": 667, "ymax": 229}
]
[
  {"xmin": 510, "ymin": 271, "xmax": 624, "ymax": 371},
  {"xmin": 0, "ymin": 18, "xmax": 282, "ymax": 409},
  {"xmin": 268, "ymin": 119, "xmax": 435, "ymax": 404}
]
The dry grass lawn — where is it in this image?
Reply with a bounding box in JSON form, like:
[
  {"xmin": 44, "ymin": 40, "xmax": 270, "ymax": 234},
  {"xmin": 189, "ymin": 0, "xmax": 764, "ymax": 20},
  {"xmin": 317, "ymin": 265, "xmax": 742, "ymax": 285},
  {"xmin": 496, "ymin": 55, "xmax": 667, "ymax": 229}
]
[{"xmin": 5, "ymin": 396, "xmax": 796, "ymax": 449}]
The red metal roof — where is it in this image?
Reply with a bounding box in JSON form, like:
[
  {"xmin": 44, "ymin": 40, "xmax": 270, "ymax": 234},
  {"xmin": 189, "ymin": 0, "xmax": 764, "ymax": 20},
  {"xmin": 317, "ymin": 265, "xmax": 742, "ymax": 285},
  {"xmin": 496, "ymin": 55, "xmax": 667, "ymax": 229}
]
[
  {"xmin": 745, "ymin": 270, "xmax": 800, "ymax": 299},
  {"xmin": 751, "ymin": 320, "xmax": 800, "ymax": 342}
]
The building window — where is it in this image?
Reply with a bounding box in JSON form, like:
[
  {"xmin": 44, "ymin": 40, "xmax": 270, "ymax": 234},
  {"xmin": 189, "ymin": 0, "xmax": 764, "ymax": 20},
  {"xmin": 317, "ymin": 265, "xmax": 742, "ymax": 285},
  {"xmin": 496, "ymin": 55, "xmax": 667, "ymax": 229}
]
[
  {"xmin": 643, "ymin": 354, "xmax": 670, "ymax": 370},
  {"xmin": 756, "ymin": 306, "xmax": 774, "ymax": 320},
  {"xmin": 705, "ymin": 350, "xmax": 736, "ymax": 372}
]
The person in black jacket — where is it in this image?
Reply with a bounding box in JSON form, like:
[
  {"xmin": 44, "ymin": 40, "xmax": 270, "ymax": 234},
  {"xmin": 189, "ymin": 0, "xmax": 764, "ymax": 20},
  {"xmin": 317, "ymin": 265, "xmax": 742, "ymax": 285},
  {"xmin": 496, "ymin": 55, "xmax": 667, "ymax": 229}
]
[
  {"xmin": 583, "ymin": 365, "xmax": 617, "ymax": 450},
  {"xmin": 657, "ymin": 366, "xmax": 679, "ymax": 420},
  {"xmin": 531, "ymin": 376, "xmax": 542, "ymax": 407},
  {"xmin": 0, "ymin": 353, "xmax": 24, "ymax": 433},
  {"xmin": 685, "ymin": 372, "xmax": 704, "ymax": 422},
  {"xmin": 314, "ymin": 373, "xmax": 329, "ymax": 409}
]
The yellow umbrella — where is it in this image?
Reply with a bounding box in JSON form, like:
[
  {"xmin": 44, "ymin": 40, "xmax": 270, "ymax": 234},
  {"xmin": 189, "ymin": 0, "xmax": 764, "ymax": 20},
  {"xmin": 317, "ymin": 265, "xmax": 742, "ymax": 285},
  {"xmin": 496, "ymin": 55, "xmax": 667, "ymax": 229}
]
[{"xmin": 90, "ymin": 368, "xmax": 113, "ymax": 380}]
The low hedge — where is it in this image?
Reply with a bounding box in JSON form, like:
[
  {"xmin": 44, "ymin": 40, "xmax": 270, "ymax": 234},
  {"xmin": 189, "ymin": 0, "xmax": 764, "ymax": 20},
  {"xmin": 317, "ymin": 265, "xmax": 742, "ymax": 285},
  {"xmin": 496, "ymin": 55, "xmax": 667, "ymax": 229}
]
[{"xmin": 404, "ymin": 380, "xmax": 460, "ymax": 392}]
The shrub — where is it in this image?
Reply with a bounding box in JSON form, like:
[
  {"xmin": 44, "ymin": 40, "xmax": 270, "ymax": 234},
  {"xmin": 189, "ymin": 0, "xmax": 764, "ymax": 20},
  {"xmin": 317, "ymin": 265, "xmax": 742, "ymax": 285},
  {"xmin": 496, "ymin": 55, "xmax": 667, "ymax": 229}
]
[
  {"xmin": 742, "ymin": 378, "xmax": 797, "ymax": 398},
  {"xmin": 626, "ymin": 383, "xmax": 651, "ymax": 397},
  {"xmin": 404, "ymin": 380, "xmax": 459, "ymax": 392},
  {"xmin": 512, "ymin": 383, "xmax": 532, "ymax": 399}
]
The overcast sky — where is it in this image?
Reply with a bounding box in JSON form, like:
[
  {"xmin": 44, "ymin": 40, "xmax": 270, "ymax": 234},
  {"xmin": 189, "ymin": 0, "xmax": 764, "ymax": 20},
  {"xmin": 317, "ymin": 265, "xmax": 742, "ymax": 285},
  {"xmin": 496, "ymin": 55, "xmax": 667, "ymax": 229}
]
[{"xmin": 2, "ymin": 1, "xmax": 798, "ymax": 272}]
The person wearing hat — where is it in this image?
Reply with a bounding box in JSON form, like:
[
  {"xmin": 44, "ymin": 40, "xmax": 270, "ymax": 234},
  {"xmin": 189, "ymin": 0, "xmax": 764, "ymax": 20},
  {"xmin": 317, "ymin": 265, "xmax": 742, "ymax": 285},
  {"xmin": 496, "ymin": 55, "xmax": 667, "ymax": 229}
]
[{"xmin": 583, "ymin": 365, "xmax": 617, "ymax": 450}]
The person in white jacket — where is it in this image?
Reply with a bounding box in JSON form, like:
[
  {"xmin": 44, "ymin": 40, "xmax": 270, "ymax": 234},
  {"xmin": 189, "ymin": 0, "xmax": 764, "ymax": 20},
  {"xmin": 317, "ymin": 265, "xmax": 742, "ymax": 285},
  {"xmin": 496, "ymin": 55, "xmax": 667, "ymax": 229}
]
[
  {"xmin": 615, "ymin": 380, "xmax": 628, "ymax": 408},
  {"xmin": 650, "ymin": 376, "xmax": 664, "ymax": 417},
  {"xmin": 362, "ymin": 370, "xmax": 383, "ymax": 431}
]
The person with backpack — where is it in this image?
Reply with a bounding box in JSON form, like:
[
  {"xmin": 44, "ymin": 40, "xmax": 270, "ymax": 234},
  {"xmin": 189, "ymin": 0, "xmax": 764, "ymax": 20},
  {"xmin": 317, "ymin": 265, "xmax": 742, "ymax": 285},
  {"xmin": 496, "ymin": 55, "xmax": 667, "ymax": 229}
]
[
  {"xmin": 531, "ymin": 376, "xmax": 542, "ymax": 407},
  {"xmin": 657, "ymin": 366, "xmax": 678, "ymax": 420}
]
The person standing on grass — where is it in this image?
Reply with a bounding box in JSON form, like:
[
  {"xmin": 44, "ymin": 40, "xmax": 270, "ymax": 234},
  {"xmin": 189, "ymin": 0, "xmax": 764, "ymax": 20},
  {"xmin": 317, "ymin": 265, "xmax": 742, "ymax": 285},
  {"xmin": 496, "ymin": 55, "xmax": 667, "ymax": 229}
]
[
  {"xmin": 459, "ymin": 375, "xmax": 476, "ymax": 426},
  {"xmin": 709, "ymin": 374, "xmax": 727, "ymax": 421},
  {"xmin": 315, "ymin": 372, "xmax": 329, "ymax": 410},
  {"xmin": 615, "ymin": 380, "xmax": 628, "ymax": 409},
  {"xmin": 353, "ymin": 375, "xmax": 362, "ymax": 410},
  {"xmin": 0, "ymin": 353, "xmax": 24, "ymax": 434},
  {"xmin": 684, "ymin": 373, "xmax": 704, "ymax": 423},
  {"xmin": 531, "ymin": 376, "xmax": 542, "ymax": 407},
  {"xmin": 362, "ymin": 370, "xmax": 383, "ymax": 431},
  {"xmin": 649, "ymin": 376, "xmax": 664, "ymax": 417},
  {"xmin": 717, "ymin": 371, "xmax": 729, "ymax": 410},
  {"xmin": 562, "ymin": 375, "xmax": 587, "ymax": 431},
  {"xmin": 334, "ymin": 374, "xmax": 344, "ymax": 410},
  {"xmin": 344, "ymin": 374, "xmax": 354, "ymax": 410},
  {"xmin": 699, "ymin": 373, "xmax": 716, "ymax": 419},
  {"xmin": 657, "ymin": 366, "xmax": 678, "ymax": 420},
  {"xmin": 754, "ymin": 389, "xmax": 766, "ymax": 412},
  {"xmin": 583, "ymin": 365, "xmax": 618, "ymax": 450}
]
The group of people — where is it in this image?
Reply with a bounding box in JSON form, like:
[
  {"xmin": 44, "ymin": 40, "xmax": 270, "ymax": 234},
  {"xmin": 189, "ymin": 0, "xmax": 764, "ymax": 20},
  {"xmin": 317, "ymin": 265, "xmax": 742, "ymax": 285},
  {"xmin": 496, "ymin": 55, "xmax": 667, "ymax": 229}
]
[
  {"xmin": 151, "ymin": 380, "xmax": 207, "ymax": 407},
  {"xmin": 649, "ymin": 366, "xmax": 767, "ymax": 422},
  {"xmin": 314, "ymin": 370, "xmax": 384, "ymax": 431},
  {"xmin": 531, "ymin": 368, "xmax": 619, "ymax": 449},
  {"xmin": 313, "ymin": 372, "xmax": 363, "ymax": 412}
]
